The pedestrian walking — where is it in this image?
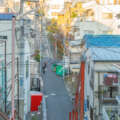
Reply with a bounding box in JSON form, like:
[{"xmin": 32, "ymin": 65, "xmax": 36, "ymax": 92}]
[{"xmin": 42, "ymin": 62, "xmax": 47, "ymax": 74}]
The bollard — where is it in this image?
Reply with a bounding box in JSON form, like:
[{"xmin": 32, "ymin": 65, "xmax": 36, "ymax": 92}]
[
  {"xmin": 72, "ymin": 110, "xmax": 75, "ymax": 120},
  {"xmin": 69, "ymin": 112, "xmax": 71, "ymax": 120}
]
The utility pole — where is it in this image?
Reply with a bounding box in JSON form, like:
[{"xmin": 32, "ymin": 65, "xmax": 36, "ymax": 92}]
[
  {"xmin": 40, "ymin": 15, "xmax": 42, "ymax": 75},
  {"xmin": 39, "ymin": 0, "xmax": 44, "ymax": 75},
  {"xmin": 63, "ymin": 32, "xmax": 66, "ymax": 81},
  {"xmin": 11, "ymin": 16, "xmax": 16, "ymax": 120},
  {"xmin": 18, "ymin": 1, "xmax": 40, "ymax": 119},
  {"xmin": 34, "ymin": 2, "xmax": 39, "ymax": 51},
  {"xmin": 19, "ymin": 0, "xmax": 25, "ymax": 119},
  {"xmin": 17, "ymin": 57, "xmax": 19, "ymax": 120},
  {"xmin": 4, "ymin": 40, "xmax": 7, "ymax": 113},
  {"xmin": 20, "ymin": 0, "xmax": 24, "ymax": 14}
]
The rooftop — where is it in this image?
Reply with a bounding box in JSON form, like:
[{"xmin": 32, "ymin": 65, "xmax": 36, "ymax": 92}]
[
  {"xmin": 89, "ymin": 48, "xmax": 120, "ymax": 61},
  {"xmin": 69, "ymin": 40, "xmax": 81, "ymax": 46},
  {"xmin": 84, "ymin": 34, "xmax": 120, "ymax": 48},
  {"xmin": 0, "ymin": 13, "xmax": 15, "ymax": 20}
]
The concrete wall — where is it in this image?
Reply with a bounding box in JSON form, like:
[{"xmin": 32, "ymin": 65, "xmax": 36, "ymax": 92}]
[
  {"xmin": 24, "ymin": 39, "xmax": 30, "ymax": 117},
  {"xmin": 0, "ymin": 20, "xmax": 18, "ymax": 113},
  {"xmin": 72, "ymin": 21, "xmax": 110, "ymax": 41},
  {"xmin": 93, "ymin": 5, "xmax": 120, "ymax": 34},
  {"xmin": 69, "ymin": 45, "xmax": 81, "ymax": 53},
  {"xmin": 70, "ymin": 53, "xmax": 81, "ymax": 62}
]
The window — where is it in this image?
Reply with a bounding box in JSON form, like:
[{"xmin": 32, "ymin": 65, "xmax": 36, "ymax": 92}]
[
  {"xmin": 88, "ymin": 62, "xmax": 90, "ymax": 74},
  {"xmin": 26, "ymin": 60, "xmax": 29, "ymax": 78},
  {"xmin": 102, "ymin": 13, "xmax": 113, "ymax": 19},
  {"xmin": 31, "ymin": 78, "xmax": 40, "ymax": 91},
  {"xmin": 76, "ymin": 32, "xmax": 80, "ymax": 36},
  {"xmin": 102, "ymin": 86, "xmax": 118, "ymax": 98},
  {"xmin": 74, "ymin": 27, "xmax": 79, "ymax": 32},
  {"xmin": 84, "ymin": 30, "xmax": 94, "ymax": 34},
  {"xmin": 90, "ymin": 106, "xmax": 94, "ymax": 120},
  {"xmin": 87, "ymin": 97, "xmax": 89, "ymax": 110},
  {"xmin": 104, "ymin": 73, "xmax": 118, "ymax": 86},
  {"xmin": 90, "ymin": 69, "xmax": 94, "ymax": 89}
]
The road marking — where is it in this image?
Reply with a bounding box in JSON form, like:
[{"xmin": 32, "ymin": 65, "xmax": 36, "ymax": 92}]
[{"xmin": 44, "ymin": 93, "xmax": 56, "ymax": 98}]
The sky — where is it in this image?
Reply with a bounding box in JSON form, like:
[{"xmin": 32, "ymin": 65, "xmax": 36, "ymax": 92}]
[{"xmin": 48, "ymin": 0, "xmax": 64, "ymax": 5}]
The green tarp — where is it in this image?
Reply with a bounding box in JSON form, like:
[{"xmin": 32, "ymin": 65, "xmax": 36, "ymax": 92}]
[
  {"xmin": 56, "ymin": 65, "xmax": 67, "ymax": 77},
  {"xmin": 52, "ymin": 63, "xmax": 69, "ymax": 76},
  {"xmin": 52, "ymin": 64, "xmax": 57, "ymax": 72}
]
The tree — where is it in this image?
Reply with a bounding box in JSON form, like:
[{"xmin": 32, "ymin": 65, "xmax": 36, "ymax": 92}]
[
  {"xmin": 47, "ymin": 19, "xmax": 64, "ymax": 59},
  {"xmin": 71, "ymin": 11, "xmax": 78, "ymax": 18},
  {"xmin": 33, "ymin": 50, "xmax": 42, "ymax": 62},
  {"xmin": 46, "ymin": 19, "xmax": 59, "ymax": 33}
]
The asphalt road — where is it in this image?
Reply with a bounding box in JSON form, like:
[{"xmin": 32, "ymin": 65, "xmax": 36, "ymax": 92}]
[
  {"xmin": 41, "ymin": 19, "xmax": 72, "ymax": 120},
  {"xmin": 42, "ymin": 60, "xmax": 73, "ymax": 120}
]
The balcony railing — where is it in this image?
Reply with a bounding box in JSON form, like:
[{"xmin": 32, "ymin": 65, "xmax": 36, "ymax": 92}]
[{"xmin": 102, "ymin": 106, "xmax": 120, "ymax": 120}]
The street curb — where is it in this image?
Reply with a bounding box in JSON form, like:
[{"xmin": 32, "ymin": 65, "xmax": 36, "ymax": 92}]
[
  {"xmin": 40, "ymin": 76, "xmax": 47, "ymax": 120},
  {"xmin": 42, "ymin": 96, "xmax": 47, "ymax": 120},
  {"xmin": 63, "ymin": 78, "xmax": 75, "ymax": 103}
]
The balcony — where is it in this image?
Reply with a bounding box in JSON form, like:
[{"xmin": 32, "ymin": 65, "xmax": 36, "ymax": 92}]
[{"xmin": 102, "ymin": 106, "xmax": 120, "ymax": 120}]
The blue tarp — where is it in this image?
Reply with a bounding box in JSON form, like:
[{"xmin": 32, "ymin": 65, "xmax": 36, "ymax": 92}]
[
  {"xmin": 0, "ymin": 13, "xmax": 15, "ymax": 20},
  {"xmin": 83, "ymin": 34, "xmax": 120, "ymax": 48}
]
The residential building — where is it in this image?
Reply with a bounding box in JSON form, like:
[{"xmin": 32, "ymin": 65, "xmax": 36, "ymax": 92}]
[
  {"xmin": 96, "ymin": 0, "xmax": 120, "ymax": 4},
  {"xmin": 82, "ymin": 35, "xmax": 120, "ymax": 120},
  {"xmin": 56, "ymin": 1, "xmax": 85, "ymax": 35},
  {"xmin": 46, "ymin": 0, "xmax": 64, "ymax": 19},
  {"xmin": 82, "ymin": 0, "xmax": 120, "ymax": 34},
  {"xmin": 0, "ymin": 13, "xmax": 31, "ymax": 120},
  {"xmin": 0, "ymin": 14, "xmax": 18, "ymax": 116},
  {"xmin": 16, "ymin": 18, "xmax": 31, "ymax": 119},
  {"xmin": 69, "ymin": 20, "xmax": 111, "ymax": 73}
]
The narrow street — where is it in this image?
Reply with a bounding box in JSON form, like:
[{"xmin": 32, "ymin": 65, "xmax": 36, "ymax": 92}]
[
  {"xmin": 41, "ymin": 20, "xmax": 73, "ymax": 120},
  {"xmin": 1, "ymin": 0, "xmax": 120, "ymax": 120},
  {"xmin": 42, "ymin": 60, "xmax": 73, "ymax": 120}
]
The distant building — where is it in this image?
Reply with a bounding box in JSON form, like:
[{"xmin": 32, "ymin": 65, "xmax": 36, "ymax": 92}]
[
  {"xmin": 69, "ymin": 20, "xmax": 111, "ymax": 73},
  {"xmin": 45, "ymin": 0, "xmax": 64, "ymax": 19},
  {"xmin": 96, "ymin": 0, "xmax": 120, "ymax": 4},
  {"xmin": 82, "ymin": 0, "xmax": 120, "ymax": 34}
]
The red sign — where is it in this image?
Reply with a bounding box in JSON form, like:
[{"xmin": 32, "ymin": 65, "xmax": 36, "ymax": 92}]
[
  {"xmin": 104, "ymin": 74, "xmax": 118, "ymax": 86},
  {"xmin": 31, "ymin": 93, "xmax": 43, "ymax": 112}
]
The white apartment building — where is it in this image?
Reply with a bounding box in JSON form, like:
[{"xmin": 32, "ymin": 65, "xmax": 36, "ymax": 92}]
[
  {"xmin": 82, "ymin": 0, "xmax": 120, "ymax": 34},
  {"xmin": 96, "ymin": 0, "xmax": 120, "ymax": 4},
  {"xmin": 69, "ymin": 18, "xmax": 111, "ymax": 73},
  {"xmin": 0, "ymin": 14, "xmax": 18, "ymax": 115},
  {"xmin": 46, "ymin": 0, "xmax": 64, "ymax": 19}
]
